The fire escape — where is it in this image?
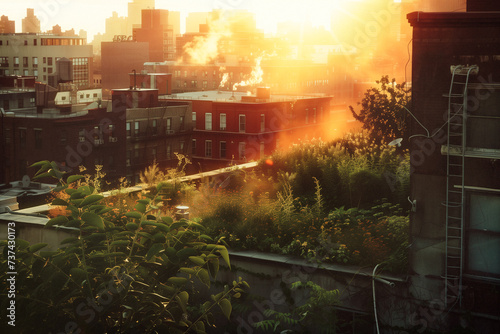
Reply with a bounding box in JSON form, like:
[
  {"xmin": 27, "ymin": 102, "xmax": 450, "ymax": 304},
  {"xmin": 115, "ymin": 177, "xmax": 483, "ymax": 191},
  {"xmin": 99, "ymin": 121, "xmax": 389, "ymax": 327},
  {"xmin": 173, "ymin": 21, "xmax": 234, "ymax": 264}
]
[{"xmin": 443, "ymin": 64, "xmax": 479, "ymax": 307}]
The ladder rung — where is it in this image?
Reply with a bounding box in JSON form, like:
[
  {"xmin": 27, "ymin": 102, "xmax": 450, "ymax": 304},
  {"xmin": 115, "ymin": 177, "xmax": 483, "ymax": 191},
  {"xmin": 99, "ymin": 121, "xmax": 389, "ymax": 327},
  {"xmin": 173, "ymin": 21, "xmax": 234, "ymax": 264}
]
[
  {"xmin": 443, "ymin": 94, "xmax": 464, "ymax": 98},
  {"xmin": 448, "ymin": 266, "xmax": 461, "ymax": 269},
  {"xmin": 448, "ymin": 191, "xmax": 462, "ymax": 194},
  {"xmin": 448, "ymin": 227, "xmax": 461, "ymax": 231},
  {"xmin": 448, "ymin": 236, "xmax": 462, "ymax": 239},
  {"xmin": 447, "ymin": 246, "xmax": 461, "ymax": 250},
  {"xmin": 449, "ymin": 174, "xmax": 463, "ymax": 178},
  {"xmin": 448, "ymin": 216, "xmax": 462, "ymax": 220},
  {"xmin": 449, "ymin": 164, "xmax": 462, "ymax": 167},
  {"xmin": 447, "ymin": 255, "xmax": 461, "ymax": 259}
]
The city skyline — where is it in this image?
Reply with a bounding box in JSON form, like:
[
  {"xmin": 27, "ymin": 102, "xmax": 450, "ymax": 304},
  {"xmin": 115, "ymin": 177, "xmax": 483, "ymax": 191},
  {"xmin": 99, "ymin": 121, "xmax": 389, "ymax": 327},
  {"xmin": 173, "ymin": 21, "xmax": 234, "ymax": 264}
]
[{"xmin": 3, "ymin": 0, "xmax": 381, "ymax": 41}]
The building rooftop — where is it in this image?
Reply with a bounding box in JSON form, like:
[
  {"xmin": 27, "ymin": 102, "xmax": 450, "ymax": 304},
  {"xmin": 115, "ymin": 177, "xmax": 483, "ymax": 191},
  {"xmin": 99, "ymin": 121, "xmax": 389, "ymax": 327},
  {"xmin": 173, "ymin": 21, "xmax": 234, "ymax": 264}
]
[{"xmin": 162, "ymin": 90, "xmax": 328, "ymax": 103}]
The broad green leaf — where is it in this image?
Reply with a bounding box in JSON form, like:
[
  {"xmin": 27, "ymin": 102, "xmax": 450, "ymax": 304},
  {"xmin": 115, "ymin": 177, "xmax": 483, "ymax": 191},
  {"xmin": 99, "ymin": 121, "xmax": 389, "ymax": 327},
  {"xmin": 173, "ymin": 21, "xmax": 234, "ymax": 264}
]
[
  {"xmin": 81, "ymin": 212, "xmax": 104, "ymax": 230},
  {"xmin": 208, "ymin": 259, "xmax": 219, "ymax": 279},
  {"xmin": 70, "ymin": 191, "xmax": 85, "ymax": 200},
  {"xmin": 46, "ymin": 215, "xmax": 69, "ymax": 227},
  {"xmin": 110, "ymin": 240, "xmax": 129, "ymax": 247},
  {"xmin": 217, "ymin": 246, "xmax": 231, "ymax": 269},
  {"xmin": 161, "ymin": 216, "xmax": 173, "ymax": 225},
  {"xmin": 197, "ymin": 268, "xmax": 210, "ymax": 287},
  {"xmin": 137, "ymin": 199, "xmax": 150, "ymax": 205},
  {"xmin": 135, "ymin": 202, "xmax": 147, "ymax": 214},
  {"xmin": 52, "ymin": 198, "xmax": 69, "ymax": 206},
  {"xmin": 179, "ymin": 267, "xmax": 196, "ymax": 275},
  {"xmin": 67, "ymin": 175, "xmax": 85, "ymax": 184},
  {"xmin": 218, "ymin": 298, "xmax": 232, "ymax": 319},
  {"xmin": 80, "ymin": 194, "xmax": 104, "ymax": 207},
  {"xmin": 171, "ymin": 221, "xmax": 188, "ymax": 230},
  {"xmin": 176, "ymin": 248, "xmax": 197, "ymax": 260},
  {"xmin": 168, "ymin": 277, "xmax": 187, "ymax": 286},
  {"xmin": 146, "ymin": 243, "xmax": 164, "ymax": 261},
  {"xmin": 28, "ymin": 243, "xmax": 48, "ymax": 253},
  {"xmin": 104, "ymin": 252, "xmax": 127, "ymax": 258},
  {"xmin": 176, "ymin": 291, "xmax": 189, "ymax": 313},
  {"xmin": 189, "ymin": 256, "xmax": 205, "ymax": 267},
  {"xmin": 125, "ymin": 212, "xmax": 142, "ymax": 220},
  {"xmin": 126, "ymin": 223, "xmax": 139, "ymax": 231},
  {"xmin": 30, "ymin": 160, "xmax": 50, "ymax": 169}
]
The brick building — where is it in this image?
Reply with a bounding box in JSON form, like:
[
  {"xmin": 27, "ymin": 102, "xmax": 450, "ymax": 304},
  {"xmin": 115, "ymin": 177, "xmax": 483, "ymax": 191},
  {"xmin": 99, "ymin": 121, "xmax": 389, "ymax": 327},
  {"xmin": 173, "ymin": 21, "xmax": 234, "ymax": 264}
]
[
  {"xmin": 163, "ymin": 89, "xmax": 332, "ymax": 171},
  {"xmin": 407, "ymin": 1, "xmax": 500, "ymax": 332}
]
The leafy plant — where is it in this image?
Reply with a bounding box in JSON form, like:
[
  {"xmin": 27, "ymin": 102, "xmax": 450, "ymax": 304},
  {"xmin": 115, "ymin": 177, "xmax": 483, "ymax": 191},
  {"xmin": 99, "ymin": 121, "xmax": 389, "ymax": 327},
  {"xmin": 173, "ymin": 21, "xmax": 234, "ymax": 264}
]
[
  {"xmin": 253, "ymin": 281, "xmax": 340, "ymax": 333},
  {"xmin": 0, "ymin": 160, "xmax": 248, "ymax": 333}
]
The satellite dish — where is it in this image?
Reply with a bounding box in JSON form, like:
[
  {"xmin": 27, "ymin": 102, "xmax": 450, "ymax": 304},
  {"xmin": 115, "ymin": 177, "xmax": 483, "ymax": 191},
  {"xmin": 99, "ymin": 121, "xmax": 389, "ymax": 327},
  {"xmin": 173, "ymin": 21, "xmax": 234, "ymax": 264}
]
[
  {"xmin": 388, "ymin": 138, "xmax": 403, "ymax": 147},
  {"xmin": 22, "ymin": 175, "xmax": 31, "ymax": 188}
]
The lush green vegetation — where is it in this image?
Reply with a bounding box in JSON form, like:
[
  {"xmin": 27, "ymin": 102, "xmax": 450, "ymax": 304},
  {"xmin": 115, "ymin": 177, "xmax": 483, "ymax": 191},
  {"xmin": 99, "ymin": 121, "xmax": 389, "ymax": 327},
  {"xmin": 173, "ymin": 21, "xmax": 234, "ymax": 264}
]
[
  {"xmin": 193, "ymin": 133, "xmax": 410, "ymax": 272},
  {"xmin": 0, "ymin": 161, "xmax": 248, "ymax": 333}
]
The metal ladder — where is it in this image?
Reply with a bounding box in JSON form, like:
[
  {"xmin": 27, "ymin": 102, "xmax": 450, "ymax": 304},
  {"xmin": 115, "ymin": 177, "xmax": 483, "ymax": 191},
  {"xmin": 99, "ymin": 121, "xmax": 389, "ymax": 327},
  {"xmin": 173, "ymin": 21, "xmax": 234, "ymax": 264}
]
[{"xmin": 443, "ymin": 65, "xmax": 478, "ymax": 307}]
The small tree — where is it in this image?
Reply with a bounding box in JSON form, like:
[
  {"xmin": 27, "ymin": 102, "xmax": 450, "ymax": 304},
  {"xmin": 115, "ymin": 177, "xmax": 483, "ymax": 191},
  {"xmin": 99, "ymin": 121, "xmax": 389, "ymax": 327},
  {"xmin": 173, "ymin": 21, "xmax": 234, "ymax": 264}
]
[
  {"xmin": 350, "ymin": 76, "xmax": 410, "ymax": 146},
  {"xmin": 0, "ymin": 161, "xmax": 248, "ymax": 333}
]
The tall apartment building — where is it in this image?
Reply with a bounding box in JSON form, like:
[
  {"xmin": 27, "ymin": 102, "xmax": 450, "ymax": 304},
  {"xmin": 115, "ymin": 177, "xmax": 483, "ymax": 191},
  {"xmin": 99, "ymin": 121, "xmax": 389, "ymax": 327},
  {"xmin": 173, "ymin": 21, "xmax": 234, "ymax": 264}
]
[
  {"xmin": 133, "ymin": 9, "xmax": 175, "ymax": 62},
  {"xmin": 22, "ymin": 8, "xmax": 41, "ymax": 33},
  {"xmin": 0, "ymin": 16, "xmax": 15, "ymax": 34},
  {"xmin": 0, "ymin": 34, "xmax": 93, "ymax": 88}
]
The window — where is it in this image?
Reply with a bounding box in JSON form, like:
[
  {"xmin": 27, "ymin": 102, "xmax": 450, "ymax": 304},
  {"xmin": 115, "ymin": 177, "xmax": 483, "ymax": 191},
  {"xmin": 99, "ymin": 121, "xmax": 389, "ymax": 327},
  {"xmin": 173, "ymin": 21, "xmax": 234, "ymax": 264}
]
[
  {"xmin": 220, "ymin": 113, "xmax": 226, "ymax": 130},
  {"xmin": 18, "ymin": 99, "xmax": 24, "ymax": 109},
  {"xmin": 313, "ymin": 108, "xmax": 317, "ymax": 124},
  {"xmin": 48, "ymin": 68, "xmax": 53, "ymax": 74},
  {"xmin": 192, "ymin": 139, "xmax": 196, "ymax": 155},
  {"xmin": 152, "ymin": 119, "xmax": 157, "ymax": 135},
  {"xmin": 134, "ymin": 121, "xmax": 139, "ymax": 136},
  {"xmin": 43, "ymin": 57, "xmax": 46, "ymax": 64},
  {"xmin": 48, "ymin": 57, "xmax": 53, "ymax": 66},
  {"xmin": 34, "ymin": 129, "xmax": 42, "ymax": 149},
  {"xmin": 466, "ymin": 192, "xmax": 500, "ymax": 278},
  {"xmin": 238, "ymin": 142, "xmax": 246, "ymax": 160},
  {"xmin": 23, "ymin": 70, "xmax": 29, "ymax": 76},
  {"xmin": 239, "ymin": 114, "xmax": 246, "ymax": 132},
  {"xmin": 192, "ymin": 112, "xmax": 196, "ymax": 129},
  {"xmin": 33, "ymin": 39, "xmax": 37, "ymax": 46},
  {"xmin": 0, "ymin": 57, "xmax": 9, "ymax": 67},
  {"xmin": 126, "ymin": 122, "xmax": 131, "ymax": 137},
  {"xmin": 305, "ymin": 108, "xmax": 309, "ymax": 124},
  {"xmin": 3, "ymin": 100, "xmax": 9, "ymax": 110},
  {"xmin": 260, "ymin": 114, "xmax": 265, "ymax": 132},
  {"xmin": 152, "ymin": 147, "xmax": 157, "ymax": 161},
  {"xmin": 166, "ymin": 118, "xmax": 172, "ymax": 133},
  {"xmin": 260, "ymin": 142, "xmax": 265, "ymax": 158},
  {"xmin": 167, "ymin": 144, "xmax": 171, "ymax": 159},
  {"xmin": 205, "ymin": 140, "xmax": 212, "ymax": 157},
  {"xmin": 108, "ymin": 124, "xmax": 116, "ymax": 140},
  {"xmin": 179, "ymin": 141, "xmax": 185, "ymax": 153},
  {"xmin": 33, "ymin": 70, "xmax": 38, "ymax": 78},
  {"xmin": 220, "ymin": 141, "xmax": 227, "ymax": 158},
  {"xmin": 29, "ymin": 97, "xmax": 35, "ymax": 106},
  {"xmin": 205, "ymin": 113, "xmax": 212, "ymax": 131},
  {"xmin": 14, "ymin": 57, "xmax": 19, "ymax": 67},
  {"xmin": 23, "ymin": 57, "xmax": 28, "ymax": 67}
]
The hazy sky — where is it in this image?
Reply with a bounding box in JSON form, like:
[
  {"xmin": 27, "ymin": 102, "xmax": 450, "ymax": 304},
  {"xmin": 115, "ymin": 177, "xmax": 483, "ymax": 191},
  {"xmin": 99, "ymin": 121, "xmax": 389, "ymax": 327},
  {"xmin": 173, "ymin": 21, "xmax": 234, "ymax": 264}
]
[{"xmin": 2, "ymin": 0, "xmax": 362, "ymax": 40}]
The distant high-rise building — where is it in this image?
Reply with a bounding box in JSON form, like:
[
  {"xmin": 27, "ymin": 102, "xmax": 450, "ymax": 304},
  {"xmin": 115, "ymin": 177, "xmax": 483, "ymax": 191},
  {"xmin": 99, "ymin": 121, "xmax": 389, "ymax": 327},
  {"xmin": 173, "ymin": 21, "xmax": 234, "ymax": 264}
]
[
  {"xmin": 105, "ymin": 12, "xmax": 128, "ymax": 41},
  {"xmin": 186, "ymin": 12, "xmax": 209, "ymax": 33},
  {"xmin": 127, "ymin": 0, "xmax": 155, "ymax": 35},
  {"xmin": 22, "ymin": 8, "xmax": 41, "ymax": 33},
  {"xmin": 133, "ymin": 9, "xmax": 174, "ymax": 61},
  {"xmin": 169, "ymin": 11, "xmax": 181, "ymax": 49},
  {"xmin": 0, "ymin": 15, "xmax": 15, "ymax": 34},
  {"xmin": 0, "ymin": 34, "xmax": 93, "ymax": 88}
]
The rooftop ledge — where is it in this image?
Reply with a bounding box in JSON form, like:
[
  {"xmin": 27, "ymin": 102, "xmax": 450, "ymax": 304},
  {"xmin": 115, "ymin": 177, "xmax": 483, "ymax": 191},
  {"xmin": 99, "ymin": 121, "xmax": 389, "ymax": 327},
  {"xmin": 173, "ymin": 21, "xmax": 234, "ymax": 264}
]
[{"xmin": 407, "ymin": 11, "xmax": 500, "ymax": 27}]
